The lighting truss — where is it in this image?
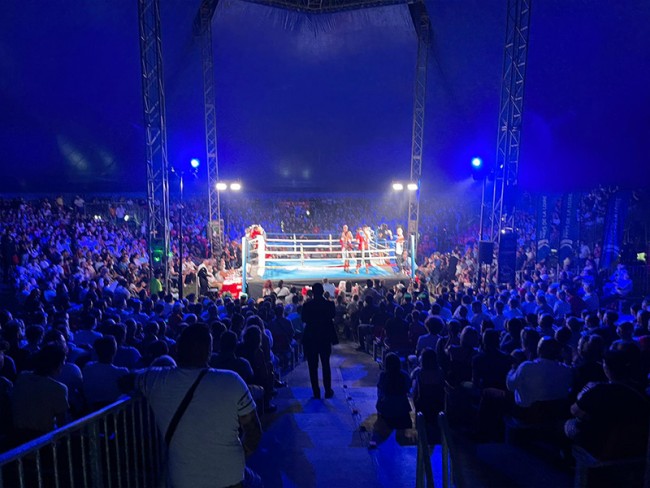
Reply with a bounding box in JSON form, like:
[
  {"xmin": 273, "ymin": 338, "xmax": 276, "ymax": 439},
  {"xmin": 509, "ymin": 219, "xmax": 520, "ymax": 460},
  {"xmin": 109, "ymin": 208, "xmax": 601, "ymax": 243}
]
[
  {"xmin": 138, "ymin": 0, "xmax": 171, "ymax": 287},
  {"xmin": 193, "ymin": 0, "xmax": 430, "ymax": 250}
]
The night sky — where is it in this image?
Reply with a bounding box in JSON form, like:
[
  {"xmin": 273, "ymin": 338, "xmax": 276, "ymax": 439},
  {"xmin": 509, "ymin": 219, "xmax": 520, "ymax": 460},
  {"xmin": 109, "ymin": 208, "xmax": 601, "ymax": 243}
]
[{"xmin": 1, "ymin": 0, "xmax": 649, "ymax": 195}]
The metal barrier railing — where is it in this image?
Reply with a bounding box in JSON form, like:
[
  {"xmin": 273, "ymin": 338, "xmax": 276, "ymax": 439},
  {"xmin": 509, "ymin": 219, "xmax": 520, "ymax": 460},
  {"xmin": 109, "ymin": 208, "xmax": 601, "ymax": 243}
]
[
  {"xmin": 437, "ymin": 412, "xmax": 454, "ymax": 488},
  {"xmin": 0, "ymin": 397, "xmax": 164, "ymax": 488},
  {"xmin": 415, "ymin": 412, "xmax": 434, "ymax": 488}
]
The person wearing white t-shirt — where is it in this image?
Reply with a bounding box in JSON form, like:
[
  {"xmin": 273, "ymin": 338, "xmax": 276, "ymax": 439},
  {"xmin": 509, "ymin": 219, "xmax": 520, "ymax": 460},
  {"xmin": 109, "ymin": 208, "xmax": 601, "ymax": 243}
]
[
  {"xmin": 126, "ymin": 324, "xmax": 262, "ymax": 488},
  {"xmin": 322, "ymin": 278, "xmax": 336, "ymax": 298},
  {"xmin": 274, "ymin": 280, "xmax": 290, "ymax": 302}
]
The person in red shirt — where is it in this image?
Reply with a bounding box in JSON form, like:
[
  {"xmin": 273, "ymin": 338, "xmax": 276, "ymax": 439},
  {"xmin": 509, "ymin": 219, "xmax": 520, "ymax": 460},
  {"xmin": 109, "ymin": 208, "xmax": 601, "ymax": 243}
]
[
  {"xmin": 340, "ymin": 225, "xmax": 353, "ymax": 273},
  {"xmin": 356, "ymin": 227, "xmax": 370, "ymax": 274}
]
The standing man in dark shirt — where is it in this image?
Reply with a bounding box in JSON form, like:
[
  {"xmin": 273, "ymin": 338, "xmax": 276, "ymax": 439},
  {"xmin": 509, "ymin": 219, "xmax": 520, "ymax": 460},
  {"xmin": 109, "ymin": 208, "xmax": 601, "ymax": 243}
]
[{"xmin": 301, "ymin": 283, "xmax": 336, "ymax": 399}]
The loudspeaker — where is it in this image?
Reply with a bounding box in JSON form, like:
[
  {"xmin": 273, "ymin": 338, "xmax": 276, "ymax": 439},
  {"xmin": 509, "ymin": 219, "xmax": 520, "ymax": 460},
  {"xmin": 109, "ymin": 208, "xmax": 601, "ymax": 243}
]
[
  {"xmin": 479, "ymin": 241, "xmax": 495, "ymax": 265},
  {"xmin": 498, "ymin": 232, "xmax": 518, "ymax": 284}
]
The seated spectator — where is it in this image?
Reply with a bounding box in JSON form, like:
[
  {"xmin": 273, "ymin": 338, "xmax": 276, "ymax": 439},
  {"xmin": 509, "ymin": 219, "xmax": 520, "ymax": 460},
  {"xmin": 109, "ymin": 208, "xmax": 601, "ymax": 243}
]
[
  {"xmin": 384, "ymin": 306, "xmax": 410, "ymax": 352},
  {"xmin": 535, "ymin": 295, "xmax": 553, "ymax": 316},
  {"xmin": 210, "ymin": 331, "xmax": 254, "ymax": 384},
  {"xmin": 506, "ymin": 337, "xmax": 573, "ymax": 421},
  {"xmin": 44, "ymin": 329, "xmax": 84, "ymax": 417},
  {"xmin": 536, "ymin": 313, "xmax": 555, "ymax": 338},
  {"xmin": 357, "ymin": 296, "xmax": 378, "ymax": 351},
  {"xmin": 286, "ymin": 303, "xmax": 304, "ymax": 339},
  {"xmin": 491, "ymin": 301, "xmax": 507, "ymax": 332},
  {"xmin": 582, "ymin": 285, "xmax": 599, "ymax": 313},
  {"xmin": 139, "ymin": 340, "xmax": 170, "ymax": 368},
  {"xmin": 209, "ymin": 320, "xmax": 227, "ymax": 353},
  {"xmin": 411, "ymin": 348, "xmax": 444, "ymax": 428},
  {"xmin": 445, "ymin": 326, "xmax": 479, "ymax": 387},
  {"xmin": 565, "ymin": 316, "xmax": 584, "ymax": 349},
  {"xmin": 376, "ymin": 353, "xmax": 412, "ymax": 429},
  {"xmin": 472, "ymin": 329, "xmax": 512, "ymax": 391},
  {"xmin": 573, "ymin": 335, "xmax": 607, "ymax": 394},
  {"xmin": 266, "ymin": 304, "xmax": 295, "ymax": 356},
  {"xmin": 612, "ymin": 321, "xmax": 635, "ymax": 348},
  {"xmin": 334, "ymin": 294, "xmax": 347, "ymax": 333},
  {"xmin": 125, "ymin": 323, "xmax": 262, "ymax": 488},
  {"xmin": 237, "ymin": 326, "xmax": 276, "ymax": 413},
  {"xmin": 10, "ymin": 344, "xmax": 69, "ymax": 444},
  {"xmin": 3, "ymin": 320, "xmax": 29, "ymax": 373},
  {"xmin": 602, "ymin": 264, "xmax": 633, "ymax": 304},
  {"xmin": 416, "ymin": 316, "xmax": 444, "ymax": 357},
  {"xmin": 83, "ymin": 336, "xmax": 129, "ymax": 411},
  {"xmin": 554, "ymin": 326, "xmax": 575, "ymax": 366},
  {"xmin": 500, "ymin": 318, "xmax": 524, "ymax": 354},
  {"xmin": 553, "ymin": 290, "xmax": 572, "ymax": 319},
  {"xmin": 521, "ymin": 292, "xmax": 537, "ymax": 315},
  {"xmin": 565, "ymin": 347, "xmax": 649, "ymax": 460},
  {"xmin": 588, "ymin": 310, "xmax": 619, "ymax": 349},
  {"xmin": 436, "ymin": 319, "xmax": 461, "ymax": 374},
  {"xmin": 74, "ymin": 314, "xmax": 103, "ymax": 349},
  {"xmin": 469, "ymin": 301, "xmax": 490, "ymax": 329},
  {"xmin": 369, "ymin": 301, "xmax": 389, "ymax": 341},
  {"xmin": 108, "ymin": 323, "xmax": 142, "ymax": 370},
  {"xmin": 138, "ymin": 321, "xmax": 160, "ymax": 356},
  {"xmin": 408, "ymin": 310, "xmax": 428, "ymax": 349},
  {"xmin": 511, "ymin": 327, "xmax": 541, "ymax": 366},
  {"xmin": 22, "ymin": 324, "xmax": 44, "ymax": 356},
  {"xmin": 504, "ymin": 298, "xmax": 524, "ymax": 320}
]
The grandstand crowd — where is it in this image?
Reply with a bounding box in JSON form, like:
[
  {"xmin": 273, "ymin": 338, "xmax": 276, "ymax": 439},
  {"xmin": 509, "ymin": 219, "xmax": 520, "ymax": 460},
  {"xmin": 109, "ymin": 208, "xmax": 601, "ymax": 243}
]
[{"xmin": 0, "ymin": 193, "xmax": 648, "ymax": 474}]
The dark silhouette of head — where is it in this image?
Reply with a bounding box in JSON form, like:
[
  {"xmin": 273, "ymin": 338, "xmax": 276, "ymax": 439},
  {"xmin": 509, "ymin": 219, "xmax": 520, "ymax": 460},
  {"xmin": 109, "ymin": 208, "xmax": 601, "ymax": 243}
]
[
  {"xmin": 312, "ymin": 283, "xmax": 324, "ymax": 297},
  {"xmin": 177, "ymin": 324, "xmax": 212, "ymax": 368}
]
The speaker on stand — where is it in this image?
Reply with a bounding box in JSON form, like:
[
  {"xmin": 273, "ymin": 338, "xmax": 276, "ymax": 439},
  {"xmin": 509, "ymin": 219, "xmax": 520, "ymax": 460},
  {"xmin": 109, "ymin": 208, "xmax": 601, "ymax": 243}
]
[
  {"xmin": 476, "ymin": 241, "xmax": 494, "ymax": 289},
  {"xmin": 479, "ymin": 241, "xmax": 495, "ymax": 264},
  {"xmin": 498, "ymin": 232, "xmax": 518, "ymax": 285}
]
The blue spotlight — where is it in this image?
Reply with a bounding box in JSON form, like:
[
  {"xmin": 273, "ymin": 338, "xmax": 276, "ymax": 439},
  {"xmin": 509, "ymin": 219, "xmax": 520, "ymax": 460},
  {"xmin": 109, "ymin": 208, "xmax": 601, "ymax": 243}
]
[
  {"xmin": 471, "ymin": 157, "xmax": 487, "ymax": 180},
  {"xmin": 190, "ymin": 158, "xmax": 200, "ymax": 169}
]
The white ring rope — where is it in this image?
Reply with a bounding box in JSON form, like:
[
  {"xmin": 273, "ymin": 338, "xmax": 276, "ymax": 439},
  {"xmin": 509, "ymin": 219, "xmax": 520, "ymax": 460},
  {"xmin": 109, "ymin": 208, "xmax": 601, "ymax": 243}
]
[{"xmin": 245, "ymin": 234, "xmax": 396, "ymax": 276}]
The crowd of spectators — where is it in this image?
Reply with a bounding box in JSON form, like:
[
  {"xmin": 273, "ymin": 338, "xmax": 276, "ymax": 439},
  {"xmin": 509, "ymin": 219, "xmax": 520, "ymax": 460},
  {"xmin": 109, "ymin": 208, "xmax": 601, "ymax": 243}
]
[
  {"xmin": 0, "ymin": 286, "xmax": 308, "ymax": 449},
  {"xmin": 0, "ymin": 192, "xmax": 648, "ymax": 481},
  {"xmin": 339, "ymin": 277, "xmax": 650, "ymax": 470},
  {"xmin": 4, "ymin": 188, "xmax": 638, "ymax": 304}
]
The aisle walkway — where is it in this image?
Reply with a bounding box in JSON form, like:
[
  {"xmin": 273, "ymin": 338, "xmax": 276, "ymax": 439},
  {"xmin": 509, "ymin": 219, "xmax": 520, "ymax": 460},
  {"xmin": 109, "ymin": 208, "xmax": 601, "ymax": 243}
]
[{"xmin": 248, "ymin": 341, "xmax": 442, "ymax": 488}]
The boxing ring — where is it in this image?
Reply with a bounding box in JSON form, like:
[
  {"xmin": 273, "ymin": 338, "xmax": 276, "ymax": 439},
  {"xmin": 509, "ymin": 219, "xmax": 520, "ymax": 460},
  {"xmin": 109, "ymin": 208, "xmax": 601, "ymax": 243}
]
[{"xmin": 241, "ymin": 233, "xmax": 416, "ymax": 298}]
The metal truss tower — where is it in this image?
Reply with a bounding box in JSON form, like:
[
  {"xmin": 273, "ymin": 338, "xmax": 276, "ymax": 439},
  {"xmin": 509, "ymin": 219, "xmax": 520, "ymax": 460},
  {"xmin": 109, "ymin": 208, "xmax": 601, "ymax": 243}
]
[
  {"xmin": 195, "ymin": 0, "xmax": 222, "ymax": 258},
  {"xmin": 194, "ymin": 0, "xmax": 430, "ymax": 249},
  {"xmin": 138, "ymin": 0, "xmax": 171, "ymax": 286},
  {"xmin": 486, "ymin": 0, "xmax": 531, "ymax": 243},
  {"xmin": 407, "ymin": 1, "xmax": 430, "ymax": 243}
]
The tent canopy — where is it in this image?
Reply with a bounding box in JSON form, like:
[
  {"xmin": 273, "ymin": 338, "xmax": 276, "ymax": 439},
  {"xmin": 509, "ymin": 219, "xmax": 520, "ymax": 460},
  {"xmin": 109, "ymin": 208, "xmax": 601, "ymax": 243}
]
[{"xmin": 1, "ymin": 0, "xmax": 649, "ymax": 194}]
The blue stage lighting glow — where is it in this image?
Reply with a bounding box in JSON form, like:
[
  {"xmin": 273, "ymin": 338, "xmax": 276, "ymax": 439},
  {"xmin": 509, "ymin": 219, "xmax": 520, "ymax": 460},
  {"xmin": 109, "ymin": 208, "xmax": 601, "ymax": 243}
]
[
  {"xmin": 471, "ymin": 157, "xmax": 482, "ymax": 168},
  {"xmin": 190, "ymin": 158, "xmax": 200, "ymax": 169}
]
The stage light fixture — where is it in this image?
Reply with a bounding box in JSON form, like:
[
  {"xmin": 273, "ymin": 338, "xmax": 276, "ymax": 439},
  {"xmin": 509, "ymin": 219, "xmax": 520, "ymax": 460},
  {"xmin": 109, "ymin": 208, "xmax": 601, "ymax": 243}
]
[
  {"xmin": 407, "ymin": 183, "xmax": 419, "ymax": 191},
  {"xmin": 392, "ymin": 182, "xmax": 404, "ymax": 191},
  {"xmin": 471, "ymin": 157, "xmax": 489, "ymax": 180},
  {"xmin": 216, "ymin": 182, "xmax": 227, "ymax": 191},
  {"xmin": 230, "ymin": 182, "xmax": 242, "ymax": 191},
  {"xmin": 190, "ymin": 158, "xmax": 200, "ymax": 169}
]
